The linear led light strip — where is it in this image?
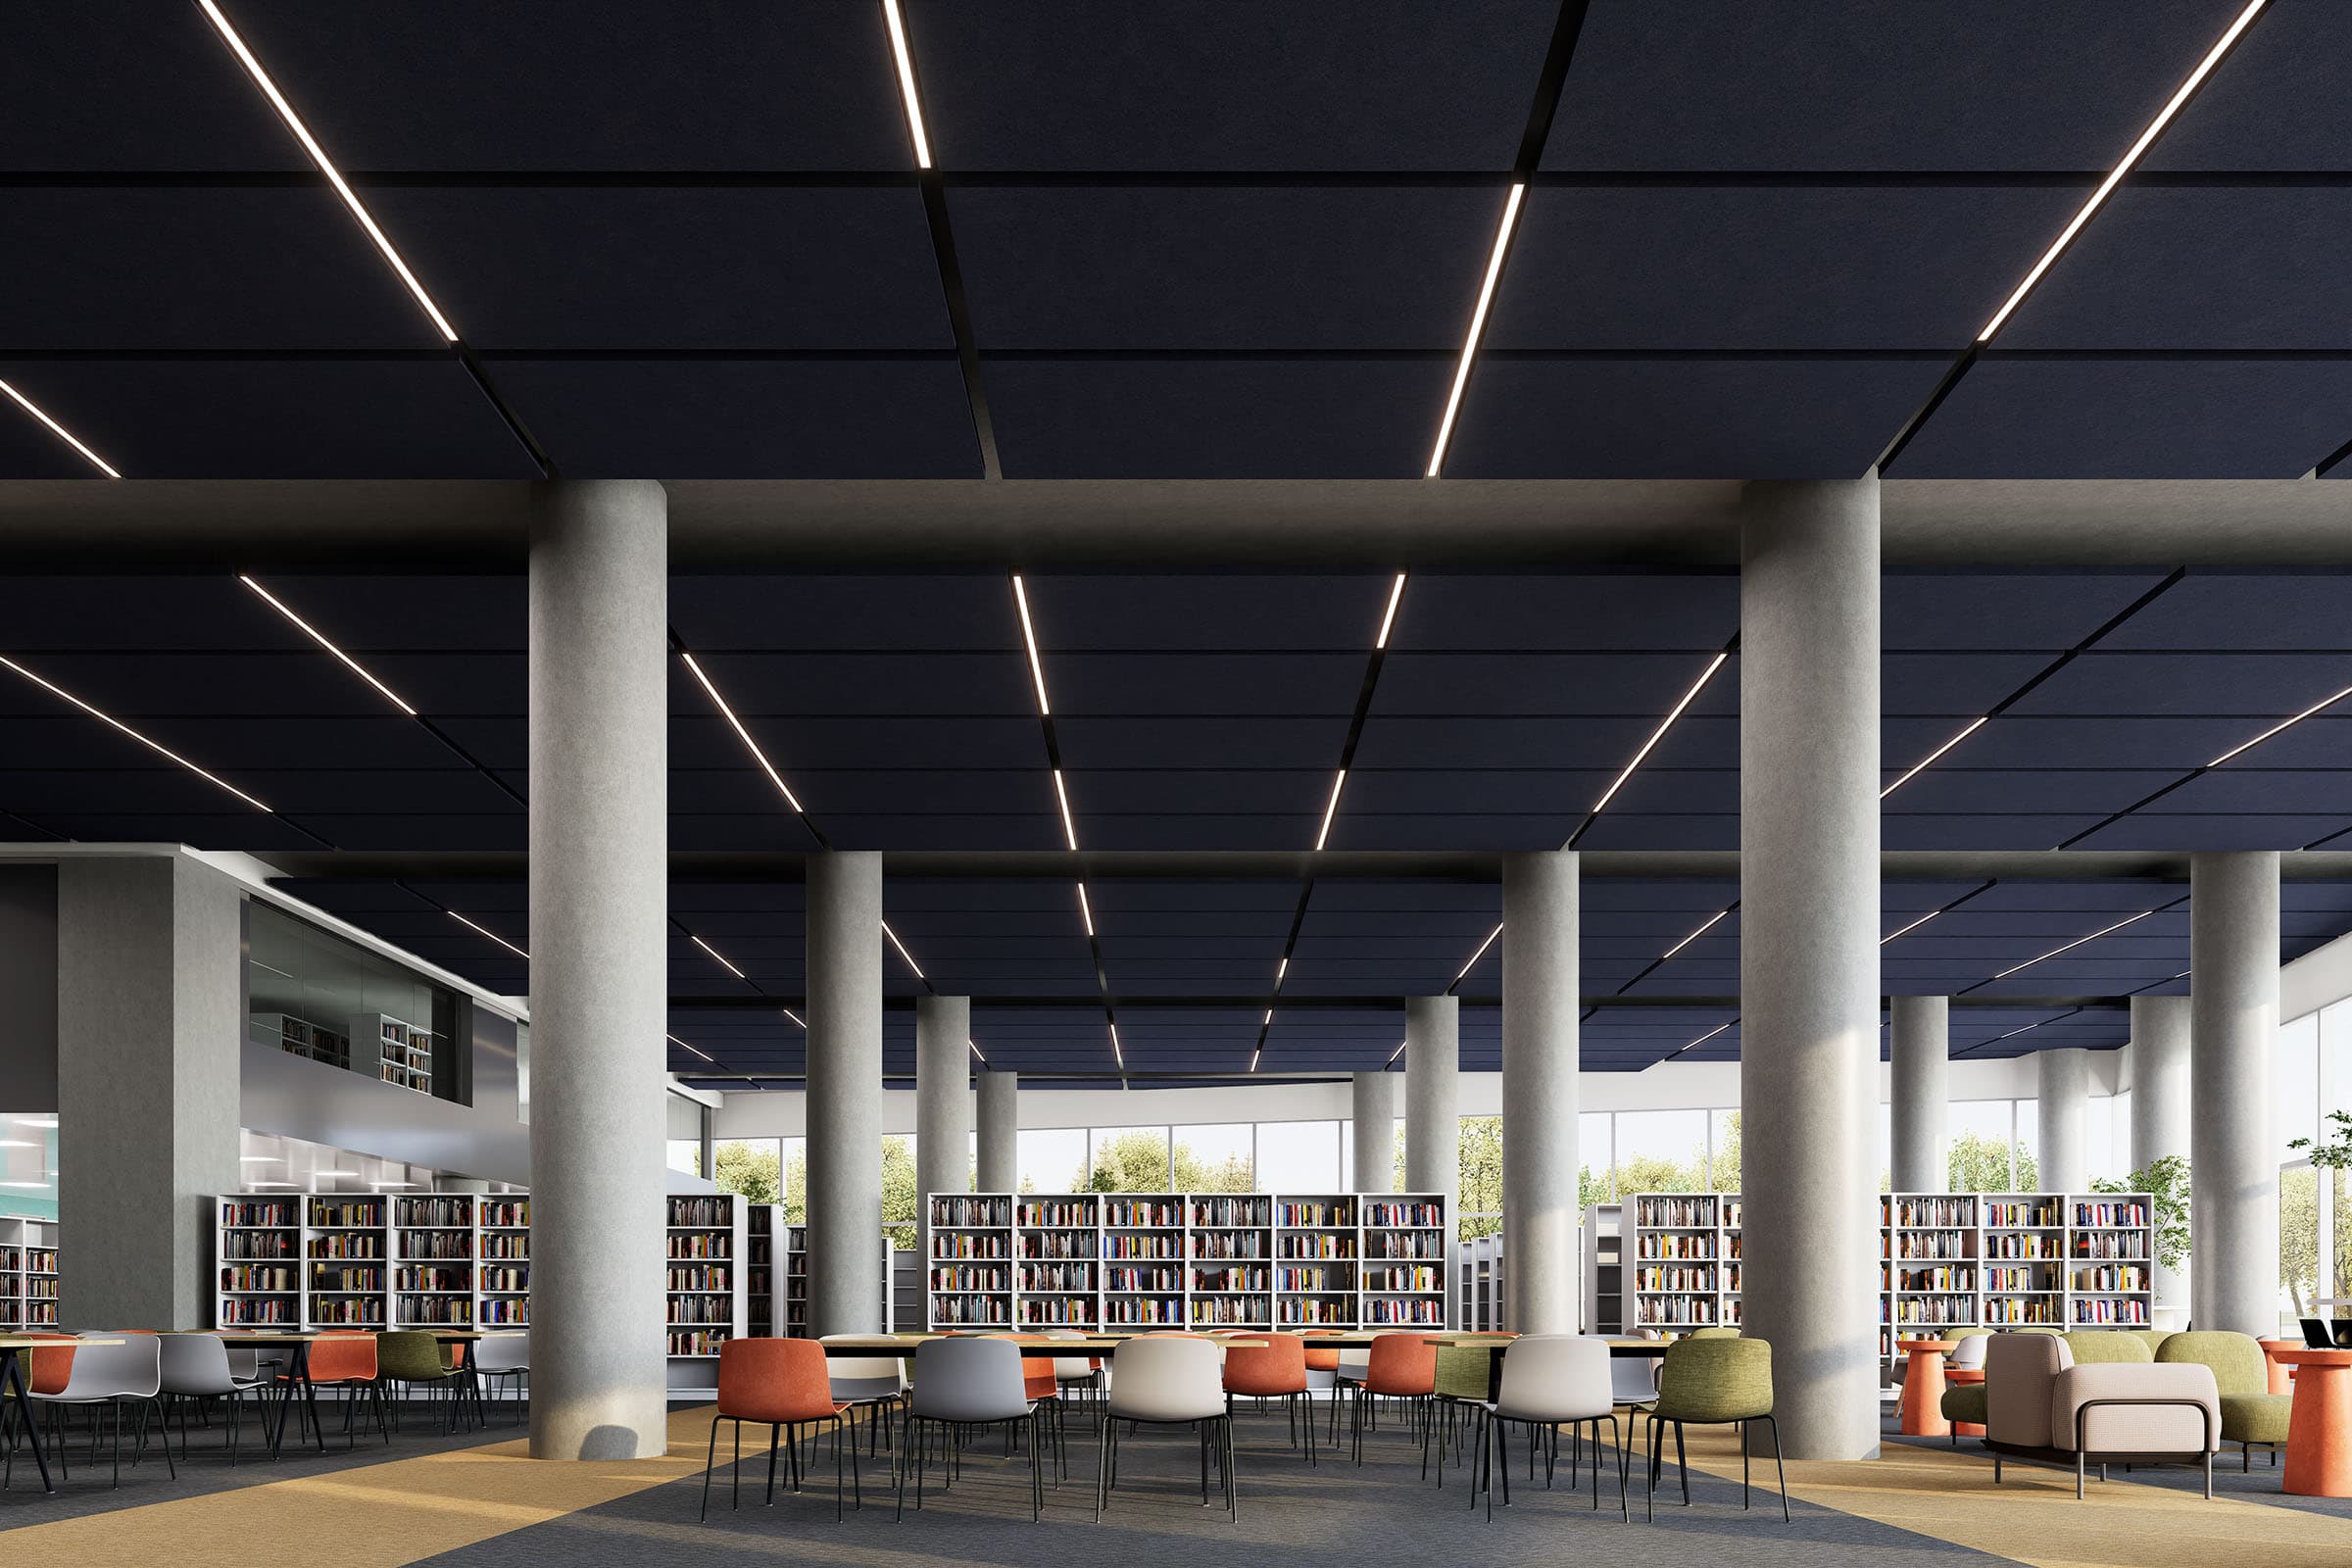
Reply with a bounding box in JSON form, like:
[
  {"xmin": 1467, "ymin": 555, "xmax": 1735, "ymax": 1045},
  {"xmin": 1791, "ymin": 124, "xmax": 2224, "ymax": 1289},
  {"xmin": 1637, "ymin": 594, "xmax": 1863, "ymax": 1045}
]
[
  {"xmin": 1659, "ymin": 908, "xmax": 1729, "ymax": 962},
  {"xmin": 1989, "ymin": 907, "xmax": 2160, "ymax": 982},
  {"xmin": 1976, "ymin": 0, "xmax": 2269, "ymax": 341},
  {"xmin": 680, "ymin": 651, "xmax": 807, "ymax": 813},
  {"xmin": 1375, "ymin": 573, "xmax": 1407, "ymax": 649},
  {"xmin": 239, "ymin": 575, "xmax": 416, "ymax": 714},
  {"xmin": 691, "ymin": 934, "xmax": 746, "ymax": 980},
  {"xmin": 1053, "ymin": 768, "xmax": 1080, "ymax": 851},
  {"xmin": 1312, "ymin": 769, "xmax": 1348, "ymax": 853},
  {"xmin": 666, "ymin": 1034, "xmax": 715, "ymax": 1063},
  {"xmin": 0, "ymin": 654, "xmax": 271, "ymax": 810},
  {"xmin": 0, "ymin": 377, "xmax": 119, "ymax": 477},
  {"xmin": 1109, "ymin": 1019, "xmax": 1124, "ymax": 1069},
  {"xmin": 1590, "ymin": 652, "xmax": 1728, "ymax": 816},
  {"xmin": 1426, "ymin": 182, "xmax": 1526, "ymax": 478},
  {"xmin": 2208, "ymin": 682, "xmax": 2352, "ymax": 767},
  {"xmin": 1881, "ymin": 908, "xmax": 1944, "ymax": 946},
  {"xmin": 448, "ymin": 910, "xmax": 528, "ymax": 958},
  {"xmin": 1454, "ymin": 922, "xmax": 1503, "ymax": 982},
  {"xmin": 1881, "ymin": 715, "xmax": 1988, "ymax": 799},
  {"xmin": 880, "ymin": 0, "xmax": 932, "ymax": 170},
  {"xmin": 881, "ymin": 919, "xmax": 926, "ymax": 980},
  {"xmin": 1076, "ymin": 882, "xmax": 1097, "ymax": 938},
  {"xmin": 196, "ymin": 1, "xmax": 459, "ymax": 342}
]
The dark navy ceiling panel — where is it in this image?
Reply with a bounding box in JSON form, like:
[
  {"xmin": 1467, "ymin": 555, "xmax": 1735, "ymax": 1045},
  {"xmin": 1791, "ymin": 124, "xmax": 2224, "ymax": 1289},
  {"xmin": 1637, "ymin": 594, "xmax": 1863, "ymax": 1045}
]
[
  {"xmin": 1, "ymin": 361, "xmax": 537, "ymax": 479},
  {"xmin": 907, "ymin": 0, "xmax": 1555, "ymax": 170},
  {"xmin": 1997, "ymin": 189, "xmax": 2352, "ymax": 351},
  {"xmin": 987, "ymin": 361, "xmax": 1438, "ymax": 479},
  {"xmin": 1444, "ymin": 359, "xmax": 1944, "ymax": 479},
  {"xmin": 1392, "ymin": 573, "xmax": 1738, "ymax": 651},
  {"xmin": 490, "ymin": 360, "xmax": 981, "ymax": 478},
  {"xmin": 1487, "ymin": 188, "xmax": 2081, "ymax": 350},
  {"xmin": 951, "ymin": 189, "xmax": 1497, "ymax": 349},
  {"xmin": 229, "ymin": 1, "xmax": 908, "ymax": 171},
  {"xmin": 1887, "ymin": 360, "xmax": 2352, "ymax": 479},
  {"xmin": 0, "ymin": 192, "xmax": 438, "ymax": 350},
  {"xmin": 1882, "ymin": 572, "xmax": 2173, "ymax": 652},
  {"xmin": 2098, "ymin": 574, "xmax": 2352, "ymax": 652},
  {"xmin": 2140, "ymin": 5, "xmax": 2352, "ymax": 172},
  {"xmin": 1545, "ymin": 1, "xmax": 2229, "ymax": 171},
  {"xmin": 370, "ymin": 188, "xmax": 951, "ymax": 351}
]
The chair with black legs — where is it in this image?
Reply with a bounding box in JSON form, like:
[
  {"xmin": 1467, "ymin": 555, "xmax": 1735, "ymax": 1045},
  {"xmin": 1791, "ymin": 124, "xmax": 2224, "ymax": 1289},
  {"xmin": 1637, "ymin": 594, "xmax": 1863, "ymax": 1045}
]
[
  {"xmin": 896, "ymin": 1337, "xmax": 1044, "ymax": 1523},
  {"xmin": 34, "ymin": 1333, "xmax": 174, "ymax": 1489},
  {"xmin": 1643, "ymin": 1335, "xmax": 1786, "ymax": 1523},
  {"xmin": 1467, "ymin": 1335, "xmax": 1627, "ymax": 1521},
  {"xmin": 376, "ymin": 1331, "xmax": 470, "ymax": 1435},
  {"xmin": 700, "ymin": 1337, "xmax": 859, "ymax": 1522},
  {"xmin": 158, "ymin": 1333, "xmax": 271, "ymax": 1464},
  {"xmin": 471, "ymin": 1332, "xmax": 530, "ymax": 1425},
  {"xmin": 1098, "ymin": 1335, "xmax": 1235, "ymax": 1523}
]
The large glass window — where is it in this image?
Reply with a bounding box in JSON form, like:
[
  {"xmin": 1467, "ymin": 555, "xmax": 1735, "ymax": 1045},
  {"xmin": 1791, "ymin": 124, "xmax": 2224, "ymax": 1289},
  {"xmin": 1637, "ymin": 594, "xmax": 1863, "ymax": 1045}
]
[
  {"xmin": 664, "ymin": 1092, "xmax": 707, "ymax": 1177},
  {"xmin": 1086, "ymin": 1126, "xmax": 1171, "ymax": 1191},
  {"xmin": 2279, "ymin": 1013, "xmax": 2320, "ymax": 1163},
  {"xmin": 881, "ymin": 1135, "xmax": 917, "ymax": 1250},
  {"xmin": 1581, "ymin": 1112, "xmax": 1613, "ymax": 1205},
  {"xmin": 1253, "ymin": 1120, "xmax": 1339, "ymax": 1192},
  {"xmin": 2014, "ymin": 1100, "xmax": 2041, "ymax": 1191},
  {"xmin": 710, "ymin": 1138, "xmax": 783, "ymax": 1203},
  {"xmin": 1613, "ymin": 1109, "xmax": 1708, "ymax": 1194},
  {"xmin": 1948, "ymin": 1101, "xmax": 2022, "ymax": 1192},
  {"xmin": 1018, "ymin": 1128, "xmax": 1086, "ymax": 1195},
  {"xmin": 1177, "ymin": 1123, "xmax": 1255, "ymax": 1191},
  {"xmin": 247, "ymin": 900, "xmax": 463, "ymax": 1102},
  {"xmin": 1457, "ymin": 1116, "xmax": 1502, "ymax": 1240}
]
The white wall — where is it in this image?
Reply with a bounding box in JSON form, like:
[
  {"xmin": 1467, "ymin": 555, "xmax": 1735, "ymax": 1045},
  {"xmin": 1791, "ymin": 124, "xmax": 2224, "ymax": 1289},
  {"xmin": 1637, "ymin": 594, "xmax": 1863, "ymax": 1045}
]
[{"xmin": 712, "ymin": 1052, "xmax": 2083, "ymax": 1138}]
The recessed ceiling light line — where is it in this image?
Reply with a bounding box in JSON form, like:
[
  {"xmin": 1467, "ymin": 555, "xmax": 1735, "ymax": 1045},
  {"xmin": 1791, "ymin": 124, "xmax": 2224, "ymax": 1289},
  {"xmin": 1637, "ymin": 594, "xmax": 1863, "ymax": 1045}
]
[
  {"xmin": 1881, "ymin": 715, "xmax": 1988, "ymax": 799},
  {"xmin": 1589, "ymin": 651, "xmax": 1728, "ymax": 817},
  {"xmin": 1453, "ymin": 922, "xmax": 1504, "ymax": 983},
  {"xmin": 448, "ymin": 910, "xmax": 528, "ymax": 958},
  {"xmin": 879, "ymin": 0, "xmax": 932, "ymax": 170},
  {"xmin": 1011, "ymin": 575, "xmax": 1052, "ymax": 716},
  {"xmin": 0, "ymin": 654, "xmax": 270, "ymax": 810},
  {"xmin": 0, "ymin": 377, "xmax": 120, "ymax": 477},
  {"xmin": 1659, "ymin": 908, "xmax": 1728, "ymax": 962},
  {"xmin": 1988, "ymin": 907, "xmax": 2161, "ymax": 982},
  {"xmin": 1976, "ymin": 0, "xmax": 2268, "ymax": 341},
  {"xmin": 690, "ymin": 934, "xmax": 746, "ymax": 980},
  {"xmin": 1312, "ymin": 769, "xmax": 1348, "ymax": 853},
  {"xmin": 2208, "ymin": 682, "xmax": 2352, "ymax": 767},
  {"xmin": 196, "ymin": 0, "xmax": 460, "ymax": 341},
  {"xmin": 1053, "ymin": 767, "xmax": 1080, "ymax": 852},
  {"xmin": 1426, "ymin": 182, "xmax": 1525, "ymax": 478},
  {"xmin": 1374, "ymin": 573, "xmax": 1407, "ymax": 649},
  {"xmin": 240, "ymin": 574, "xmax": 416, "ymax": 715},
  {"xmin": 881, "ymin": 919, "xmax": 926, "ymax": 980},
  {"xmin": 1076, "ymin": 882, "xmax": 1096, "ymax": 938},
  {"xmin": 678, "ymin": 651, "xmax": 807, "ymax": 813}
]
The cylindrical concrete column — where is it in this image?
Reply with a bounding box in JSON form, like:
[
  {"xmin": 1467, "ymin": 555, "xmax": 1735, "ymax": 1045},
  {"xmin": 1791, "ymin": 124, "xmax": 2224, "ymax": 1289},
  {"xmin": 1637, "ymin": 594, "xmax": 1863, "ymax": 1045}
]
[
  {"xmin": 807, "ymin": 851, "xmax": 884, "ymax": 1337},
  {"xmin": 1350, "ymin": 1070, "xmax": 1396, "ymax": 1193},
  {"xmin": 914, "ymin": 996, "xmax": 972, "ymax": 1270},
  {"xmin": 2191, "ymin": 851, "xmax": 2278, "ymax": 1339},
  {"xmin": 2131, "ymin": 995, "xmax": 2192, "ymax": 1320},
  {"xmin": 1405, "ymin": 995, "xmax": 1460, "ymax": 1327},
  {"xmin": 2036, "ymin": 1047, "xmax": 2093, "ymax": 1193},
  {"xmin": 1889, "ymin": 997, "xmax": 1949, "ymax": 1194},
  {"xmin": 1501, "ymin": 851, "xmax": 1579, "ymax": 1334},
  {"xmin": 527, "ymin": 479, "xmax": 668, "ymax": 1460},
  {"xmin": 977, "ymin": 1069, "xmax": 1018, "ymax": 1195},
  {"xmin": 1739, "ymin": 476, "xmax": 1881, "ymax": 1460}
]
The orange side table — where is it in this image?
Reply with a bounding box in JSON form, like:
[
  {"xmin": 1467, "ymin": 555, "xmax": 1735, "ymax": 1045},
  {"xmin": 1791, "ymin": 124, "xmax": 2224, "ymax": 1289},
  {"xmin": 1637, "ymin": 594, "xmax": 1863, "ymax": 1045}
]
[
  {"xmin": 1944, "ymin": 1365, "xmax": 1986, "ymax": 1437},
  {"xmin": 1896, "ymin": 1339, "xmax": 1956, "ymax": 1438},
  {"xmin": 2269, "ymin": 1348, "xmax": 2352, "ymax": 1497},
  {"xmin": 2258, "ymin": 1339, "xmax": 2302, "ymax": 1396}
]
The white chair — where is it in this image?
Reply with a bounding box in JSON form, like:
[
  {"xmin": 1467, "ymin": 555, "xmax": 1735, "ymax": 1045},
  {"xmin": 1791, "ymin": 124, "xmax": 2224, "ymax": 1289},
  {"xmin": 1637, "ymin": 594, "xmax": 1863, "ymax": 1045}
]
[
  {"xmin": 157, "ymin": 1333, "xmax": 270, "ymax": 1464},
  {"xmin": 472, "ymin": 1332, "xmax": 530, "ymax": 1425},
  {"xmin": 1046, "ymin": 1329, "xmax": 1103, "ymax": 1427},
  {"xmin": 1099, "ymin": 1336, "xmax": 1234, "ymax": 1523},
  {"xmin": 1949, "ymin": 1334, "xmax": 1990, "ymax": 1371},
  {"xmin": 38, "ymin": 1333, "xmax": 173, "ymax": 1487},
  {"xmin": 1329, "ymin": 1341, "xmax": 1374, "ymax": 1443},
  {"xmin": 896, "ymin": 1337, "xmax": 1044, "ymax": 1522},
  {"xmin": 1472, "ymin": 1337, "xmax": 1626, "ymax": 1521},
  {"xmin": 819, "ymin": 1334, "xmax": 906, "ymax": 1457},
  {"xmin": 1983, "ymin": 1333, "xmax": 2221, "ymax": 1498}
]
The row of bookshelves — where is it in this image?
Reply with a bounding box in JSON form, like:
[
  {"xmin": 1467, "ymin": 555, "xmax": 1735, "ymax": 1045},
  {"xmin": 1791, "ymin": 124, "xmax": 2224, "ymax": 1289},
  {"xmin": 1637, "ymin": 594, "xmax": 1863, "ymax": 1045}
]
[
  {"xmin": 1877, "ymin": 1191, "xmax": 2155, "ymax": 1352},
  {"xmin": 923, "ymin": 1192, "xmax": 1449, "ymax": 1329},
  {"xmin": 0, "ymin": 1219, "xmax": 60, "ymax": 1331},
  {"xmin": 214, "ymin": 1193, "xmax": 528, "ymax": 1329}
]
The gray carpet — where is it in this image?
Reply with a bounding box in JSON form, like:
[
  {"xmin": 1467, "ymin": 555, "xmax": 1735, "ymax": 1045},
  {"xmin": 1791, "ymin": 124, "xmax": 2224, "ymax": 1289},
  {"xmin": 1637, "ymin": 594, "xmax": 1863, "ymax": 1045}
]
[{"xmin": 408, "ymin": 1404, "xmax": 2013, "ymax": 1567}]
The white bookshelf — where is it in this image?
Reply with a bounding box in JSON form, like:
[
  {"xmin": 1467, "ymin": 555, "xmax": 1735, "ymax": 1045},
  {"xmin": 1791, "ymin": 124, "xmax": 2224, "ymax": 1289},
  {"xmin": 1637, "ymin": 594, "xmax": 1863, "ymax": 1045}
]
[
  {"xmin": 666, "ymin": 1194, "xmax": 746, "ymax": 1393},
  {"xmin": 361, "ymin": 1012, "xmax": 434, "ymax": 1096},
  {"xmin": 0, "ymin": 1217, "xmax": 59, "ymax": 1331},
  {"xmin": 1015, "ymin": 1195, "xmax": 1102, "ymax": 1329},
  {"xmin": 2065, "ymin": 1194, "xmax": 2156, "ymax": 1327},
  {"xmin": 216, "ymin": 1192, "xmax": 533, "ymax": 1331},
  {"xmin": 477, "ymin": 1196, "xmax": 530, "ymax": 1326},
  {"xmin": 393, "ymin": 1194, "xmax": 478, "ymax": 1326},
  {"xmin": 747, "ymin": 1203, "xmax": 780, "ymax": 1337},
  {"xmin": 1875, "ymin": 1190, "xmax": 2153, "ymax": 1364},
  {"xmin": 1581, "ymin": 1202, "xmax": 1623, "ymax": 1334},
  {"xmin": 1629, "ymin": 1193, "xmax": 1725, "ymax": 1328},
  {"xmin": 928, "ymin": 1191, "xmax": 1448, "ymax": 1331},
  {"xmin": 305, "ymin": 1195, "xmax": 391, "ymax": 1327}
]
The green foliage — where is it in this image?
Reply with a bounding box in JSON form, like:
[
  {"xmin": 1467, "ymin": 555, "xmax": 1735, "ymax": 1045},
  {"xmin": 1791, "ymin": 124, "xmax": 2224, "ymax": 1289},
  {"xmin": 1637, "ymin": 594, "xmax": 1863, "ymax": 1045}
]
[
  {"xmin": 881, "ymin": 1136, "xmax": 920, "ymax": 1251},
  {"xmin": 711, "ymin": 1140, "xmax": 781, "ymax": 1205},
  {"xmin": 2283, "ymin": 1165, "xmax": 2320, "ymax": 1315},
  {"xmin": 2288, "ymin": 1109, "xmax": 2352, "ymax": 1170},
  {"xmin": 1948, "ymin": 1131, "xmax": 2035, "ymax": 1194},
  {"xmin": 1070, "ymin": 1129, "xmax": 1252, "ymax": 1194},
  {"xmin": 2090, "ymin": 1153, "xmax": 2189, "ymax": 1272}
]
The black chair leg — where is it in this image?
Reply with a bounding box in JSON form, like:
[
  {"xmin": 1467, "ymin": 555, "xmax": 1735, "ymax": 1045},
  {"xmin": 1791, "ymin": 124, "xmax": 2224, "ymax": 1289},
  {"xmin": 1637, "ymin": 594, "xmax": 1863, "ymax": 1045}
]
[{"xmin": 1764, "ymin": 1414, "xmax": 1788, "ymax": 1523}]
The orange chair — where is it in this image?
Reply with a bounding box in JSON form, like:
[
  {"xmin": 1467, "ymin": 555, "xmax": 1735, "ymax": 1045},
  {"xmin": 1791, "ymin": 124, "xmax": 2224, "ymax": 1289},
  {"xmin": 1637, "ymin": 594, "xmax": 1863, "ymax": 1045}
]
[
  {"xmin": 286, "ymin": 1332, "xmax": 388, "ymax": 1451},
  {"xmin": 1353, "ymin": 1332, "xmax": 1440, "ymax": 1464},
  {"xmin": 702, "ymin": 1338, "xmax": 858, "ymax": 1521},
  {"xmin": 1225, "ymin": 1331, "xmax": 1316, "ymax": 1464}
]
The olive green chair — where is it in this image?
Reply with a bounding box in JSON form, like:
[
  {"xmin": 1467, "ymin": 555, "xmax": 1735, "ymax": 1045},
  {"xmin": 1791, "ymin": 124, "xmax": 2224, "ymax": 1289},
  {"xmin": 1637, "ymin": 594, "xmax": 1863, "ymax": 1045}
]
[
  {"xmin": 2124, "ymin": 1329, "xmax": 2174, "ymax": 1358},
  {"xmin": 2064, "ymin": 1331, "xmax": 2154, "ymax": 1364},
  {"xmin": 1645, "ymin": 1336, "xmax": 1786, "ymax": 1523},
  {"xmin": 375, "ymin": 1330, "xmax": 472, "ymax": 1434},
  {"xmin": 2155, "ymin": 1332, "xmax": 2291, "ymax": 1471},
  {"xmin": 1687, "ymin": 1327, "xmax": 1741, "ymax": 1340},
  {"xmin": 1937, "ymin": 1328, "xmax": 1993, "ymax": 1439},
  {"xmin": 1430, "ymin": 1335, "xmax": 1512, "ymax": 1484}
]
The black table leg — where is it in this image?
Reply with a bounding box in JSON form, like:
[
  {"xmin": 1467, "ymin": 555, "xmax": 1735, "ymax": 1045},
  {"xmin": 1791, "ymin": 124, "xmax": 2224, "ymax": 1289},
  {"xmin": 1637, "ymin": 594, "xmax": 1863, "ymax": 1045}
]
[
  {"xmin": 266, "ymin": 1343, "xmax": 312, "ymax": 1460},
  {"xmin": 5, "ymin": 1350, "xmax": 54, "ymax": 1493}
]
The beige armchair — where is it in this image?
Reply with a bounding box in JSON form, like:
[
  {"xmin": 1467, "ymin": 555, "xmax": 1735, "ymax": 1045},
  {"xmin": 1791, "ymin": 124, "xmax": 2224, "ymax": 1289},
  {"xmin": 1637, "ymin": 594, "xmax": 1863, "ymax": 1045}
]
[{"xmin": 1984, "ymin": 1332, "xmax": 2221, "ymax": 1498}]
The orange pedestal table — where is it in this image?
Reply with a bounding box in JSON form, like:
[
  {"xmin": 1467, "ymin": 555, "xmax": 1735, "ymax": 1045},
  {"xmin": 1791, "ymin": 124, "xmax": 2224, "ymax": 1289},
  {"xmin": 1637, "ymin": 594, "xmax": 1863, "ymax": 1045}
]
[
  {"xmin": 1944, "ymin": 1365, "xmax": 1985, "ymax": 1437},
  {"xmin": 2269, "ymin": 1348, "xmax": 2352, "ymax": 1498},
  {"xmin": 1896, "ymin": 1339, "xmax": 1956, "ymax": 1439},
  {"xmin": 2258, "ymin": 1339, "xmax": 2302, "ymax": 1396}
]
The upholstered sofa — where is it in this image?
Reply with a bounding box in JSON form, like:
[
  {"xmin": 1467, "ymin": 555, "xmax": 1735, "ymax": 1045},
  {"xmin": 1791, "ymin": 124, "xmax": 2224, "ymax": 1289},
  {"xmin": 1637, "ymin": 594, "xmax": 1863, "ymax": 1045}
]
[{"xmin": 1982, "ymin": 1331, "xmax": 2221, "ymax": 1497}]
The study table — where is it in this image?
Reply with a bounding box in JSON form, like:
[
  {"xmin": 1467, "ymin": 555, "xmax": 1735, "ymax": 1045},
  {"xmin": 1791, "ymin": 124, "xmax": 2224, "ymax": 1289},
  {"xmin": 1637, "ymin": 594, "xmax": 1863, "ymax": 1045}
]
[{"xmin": 0, "ymin": 1335, "xmax": 124, "ymax": 1494}]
